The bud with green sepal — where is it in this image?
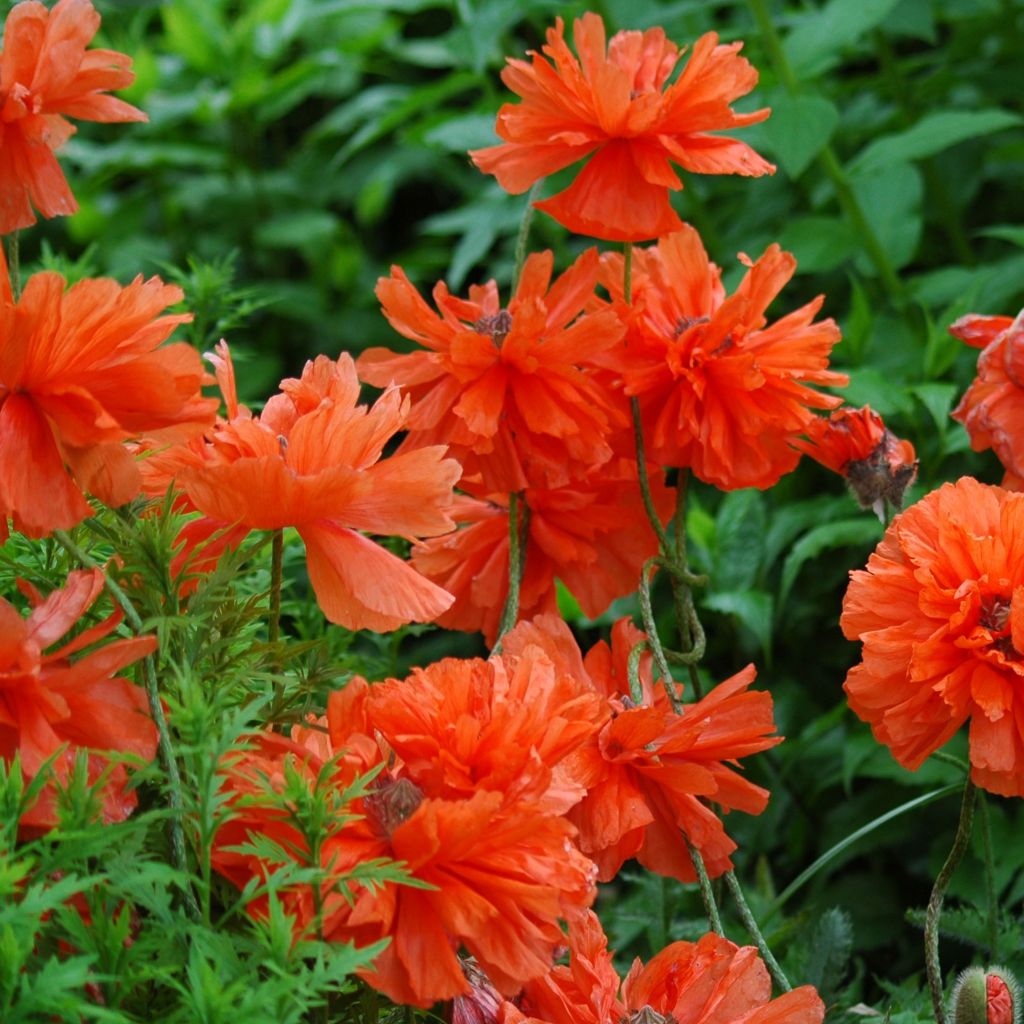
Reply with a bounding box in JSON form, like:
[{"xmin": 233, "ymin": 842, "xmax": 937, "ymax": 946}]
[{"xmin": 951, "ymin": 967, "xmax": 1020, "ymax": 1024}]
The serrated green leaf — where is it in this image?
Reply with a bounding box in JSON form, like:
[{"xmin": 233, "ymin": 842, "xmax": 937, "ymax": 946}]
[{"xmin": 852, "ymin": 109, "xmax": 1021, "ymax": 173}]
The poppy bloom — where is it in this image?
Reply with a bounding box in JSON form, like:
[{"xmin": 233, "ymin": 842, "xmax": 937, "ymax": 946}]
[
  {"xmin": 0, "ymin": 569, "xmax": 157, "ymax": 833},
  {"xmin": 0, "ymin": 251, "xmax": 215, "ymax": 542},
  {"xmin": 842, "ymin": 477, "xmax": 1024, "ymax": 797},
  {"xmin": 358, "ymin": 249, "xmax": 626, "ymax": 492},
  {"xmin": 175, "ymin": 352, "xmax": 460, "ymax": 631},
  {"xmin": 950, "ymin": 967, "xmax": 1020, "ymax": 1024},
  {"xmin": 410, "ymin": 459, "xmax": 672, "ymax": 644},
  {"xmin": 502, "ymin": 616, "xmax": 781, "ymax": 883},
  {"xmin": 213, "ymin": 660, "xmax": 600, "ymax": 1008},
  {"xmin": 499, "ymin": 910, "xmax": 824, "ymax": 1024},
  {"xmin": 470, "ymin": 14, "xmax": 774, "ymax": 242},
  {"xmin": 795, "ymin": 405, "xmax": 918, "ymax": 514},
  {"xmin": 600, "ymin": 226, "xmax": 846, "ymax": 489},
  {"xmin": 0, "ymin": 0, "xmax": 147, "ymax": 235},
  {"xmin": 951, "ymin": 310, "xmax": 1024, "ymax": 482}
]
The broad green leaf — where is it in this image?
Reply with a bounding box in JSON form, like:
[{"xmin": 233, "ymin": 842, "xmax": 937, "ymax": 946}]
[
  {"xmin": 703, "ymin": 590, "xmax": 774, "ymax": 663},
  {"xmin": 713, "ymin": 489, "xmax": 765, "ymax": 592},
  {"xmin": 979, "ymin": 224, "xmax": 1024, "ymax": 248},
  {"xmin": 841, "ymin": 367, "xmax": 914, "ymax": 416},
  {"xmin": 424, "ymin": 114, "xmax": 500, "ymax": 152},
  {"xmin": 850, "ymin": 162, "xmax": 923, "ymax": 272},
  {"xmin": 852, "ymin": 109, "xmax": 1021, "ymax": 173},
  {"xmin": 779, "ymin": 517, "xmax": 883, "ymax": 608},
  {"xmin": 841, "ymin": 276, "xmax": 873, "ymax": 366},
  {"xmin": 760, "ymin": 93, "xmax": 839, "ymax": 178},
  {"xmin": 784, "ymin": 0, "xmax": 903, "ymax": 79},
  {"xmin": 255, "ymin": 211, "xmax": 338, "ymax": 248},
  {"xmin": 910, "ymin": 383, "xmax": 957, "ymax": 434},
  {"xmin": 780, "ymin": 216, "xmax": 857, "ymax": 274}
]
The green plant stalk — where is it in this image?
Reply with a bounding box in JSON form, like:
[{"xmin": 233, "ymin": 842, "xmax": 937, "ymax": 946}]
[
  {"xmin": 632, "ymin": 398, "xmax": 671, "ymax": 552},
  {"xmin": 269, "ymin": 528, "xmax": 284, "ymax": 645},
  {"xmin": 493, "ymin": 492, "xmax": 527, "ymax": 651},
  {"xmin": 685, "ymin": 834, "xmax": 724, "ymax": 936},
  {"xmin": 638, "ymin": 557, "xmax": 681, "ymax": 712},
  {"xmin": 925, "ymin": 779, "xmax": 977, "ymax": 1024},
  {"xmin": 978, "ymin": 793, "xmax": 999, "ymax": 960},
  {"xmin": 7, "ymin": 230, "xmax": 19, "ymax": 299},
  {"xmin": 668, "ymin": 471, "xmax": 704, "ymax": 699},
  {"xmin": 725, "ymin": 870, "xmax": 791, "ymax": 991},
  {"xmin": 53, "ymin": 529, "xmax": 200, "ymax": 921},
  {"xmin": 512, "ymin": 181, "xmax": 543, "ymax": 292},
  {"xmin": 743, "ymin": 0, "xmax": 906, "ymax": 303}
]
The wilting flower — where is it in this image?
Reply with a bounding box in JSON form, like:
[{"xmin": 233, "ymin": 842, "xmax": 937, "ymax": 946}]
[
  {"xmin": 471, "ymin": 13, "xmax": 774, "ymax": 242},
  {"xmin": 174, "ymin": 352, "xmax": 459, "ymax": 631},
  {"xmin": 213, "ymin": 642, "xmax": 605, "ymax": 1007},
  {"xmin": 411, "ymin": 459, "xmax": 671, "ymax": 643},
  {"xmin": 359, "ymin": 249, "xmax": 626, "ymax": 492},
  {"xmin": 796, "ymin": 405, "xmax": 918, "ymax": 514},
  {"xmin": 842, "ymin": 477, "xmax": 1024, "ymax": 796},
  {"xmin": 600, "ymin": 226, "xmax": 845, "ymax": 489},
  {"xmin": 0, "ymin": 569, "xmax": 157, "ymax": 832},
  {"xmin": 0, "ymin": 253, "xmax": 215, "ymax": 542},
  {"xmin": 951, "ymin": 311, "xmax": 1024, "ymax": 483},
  {"xmin": 499, "ymin": 911, "xmax": 824, "ymax": 1024},
  {"xmin": 502, "ymin": 616, "xmax": 781, "ymax": 883},
  {"xmin": 0, "ymin": 0, "xmax": 147, "ymax": 235}
]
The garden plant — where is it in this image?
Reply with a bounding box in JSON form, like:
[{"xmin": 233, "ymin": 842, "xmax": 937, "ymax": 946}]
[{"xmin": 2, "ymin": 1, "xmax": 1024, "ymax": 1022}]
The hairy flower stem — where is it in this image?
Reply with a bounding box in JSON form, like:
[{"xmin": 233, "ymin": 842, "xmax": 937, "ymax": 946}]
[
  {"xmin": 744, "ymin": 0, "xmax": 906, "ymax": 305},
  {"xmin": 725, "ymin": 871, "xmax": 791, "ymax": 992},
  {"xmin": 512, "ymin": 181, "xmax": 543, "ymax": 292},
  {"xmin": 53, "ymin": 529, "xmax": 200, "ymax": 922},
  {"xmin": 978, "ymin": 793, "xmax": 1000, "ymax": 960},
  {"xmin": 685, "ymin": 834, "xmax": 724, "ymax": 936},
  {"xmin": 7, "ymin": 230, "xmax": 20, "ymax": 298},
  {"xmin": 493, "ymin": 492, "xmax": 528, "ymax": 652},
  {"xmin": 925, "ymin": 779, "xmax": 977, "ymax": 1024}
]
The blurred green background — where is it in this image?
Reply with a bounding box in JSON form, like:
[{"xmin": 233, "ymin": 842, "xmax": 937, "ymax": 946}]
[{"xmin": 25, "ymin": 0, "xmax": 1024, "ymax": 1013}]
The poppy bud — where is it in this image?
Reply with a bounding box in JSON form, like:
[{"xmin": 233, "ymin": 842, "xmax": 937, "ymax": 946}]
[{"xmin": 951, "ymin": 966, "xmax": 1021, "ymax": 1024}]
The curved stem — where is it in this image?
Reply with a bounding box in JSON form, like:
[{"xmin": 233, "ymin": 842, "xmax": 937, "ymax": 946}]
[
  {"xmin": 53, "ymin": 529, "xmax": 199, "ymax": 921},
  {"xmin": 725, "ymin": 870, "xmax": 791, "ymax": 992},
  {"xmin": 632, "ymin": 398, "xmax": 670, "ymax": 551},
  {"xmin": 638, "ymin": 558, "xmax": 681, "ymax": 711},
  {"xmin": 925, "ymin": 779, "xmax": 977, "ymax": 1024},
  {"xmin": 493, "ymin": 492, "xmax": 527, "ymax": 651},
  {"xmin": 685, "ymin": 835, "xmax": 723, "ymax": 936},
  {"xmin": 268, "ymin": 528, "xmax": 284, "ymax": 645},
  {"xmin": 511, "ymin": 181, "xmax": 543, "ymax": 292}
]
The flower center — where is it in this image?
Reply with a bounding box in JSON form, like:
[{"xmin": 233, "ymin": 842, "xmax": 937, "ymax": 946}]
[
  {"xmin": 364, "ymin": 773, "xmax": 424, "ymax": 836},
  {"xmin": 474, "ymin": 310, "xmax": 513, "ymax": 347},
  {"xmin": 672, "ymin": 315, "xmax": 709, "ymax": 338},
  {"xmin": 623, "ymin": 1008, "xmax": 676, "ymax": 1024}
]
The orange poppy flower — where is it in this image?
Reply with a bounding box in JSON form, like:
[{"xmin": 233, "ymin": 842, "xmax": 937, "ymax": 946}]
[
  {"xmin": 0, "ymin": 252, "xmax": 215, "ymax": 542},
  {"xmin": 470, "ymin": 14, "xmax": 774, "ymax": 242},
  {"xmin": 842, "ymin": 477, "xmax": 1024, "ymax": 796},
  {"xmin": 358, "ymin": 249, "xmax": 626, "ymax": 492},
  {"xmin": 411, "ymin": 459, "xmax": 672, "ymax": 643},
  {"xmin": 0, "ymin": 0, "xmax": 147, "ymax": 235},
  {"xmin": 502, "ymin": 616, "xmax": 781, "ymax": 883},
  {"xmin": 795, "ymin": 405, "xmax": 918, "ymax": 513},
  {"xmin": 0, "ymin": 569, "xmax": 157, "ymax": 833},
  {"xmin": 213, "ymin": 667, "xmax": 599, "ymax": 1008},
  {"xmin": 500, "ymin": 911, "xmax": 824, "ymax": 1024},
  {"xmin": 600, "ymin": 226, "xmax": 846, "ymax": 489},
  {"xmin": 951, "ymin": 311, "xmax": 1024, "ymax": 480},
  {"xmin": 174, "ymin": 352, "xmax": 459, "ymax": 631}
]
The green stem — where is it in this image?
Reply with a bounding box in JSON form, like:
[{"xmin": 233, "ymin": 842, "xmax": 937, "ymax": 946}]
[
  {"xmin": 7, "ymin": 231, "xmax": 20, "ymax": 299},
  {"xmin": 924, "ymin": 779, "xmax": 977, "ymax": 1024},
  {"xmin": 638, "ymin": 557, "xmax": 681, "ymax": 711},
  {"xmin": 511, "ymin": 181, "xmax": 543, "ymax": 292},
  {"xmin": 667, "ymin": 471, "xmax": 704, "ymax": 699},
  {"xmin": 632, "ymin": 398, "xmax": 670, "ymax": 551},
  {"xmin": 492, "ymin": 492, "xmax": 527, "ymax": 651},
  {"xmin": 725, "ymin": 870, "xmax": 791, "ymax": 992},
  {"xmin": 977, "ymin": 792, "xmax": 999, "ymax": 960},
  {"xmin": 685, "ymin": 835, "xmax": 724, "ymax": 936},
  {"xmin": 623, "ymin": 240, "xmax": 633, "ymax": 304},
  {"xmin": 744, "ymin": 0, "xmax": 906, "ymax": 303},
  {"xmin": 269, "ymin": 528, "xmax": 284, "ymax": 645},
  {"xmin": 53, "ymin": 530, "xmax": 199, "ymax": 920}
]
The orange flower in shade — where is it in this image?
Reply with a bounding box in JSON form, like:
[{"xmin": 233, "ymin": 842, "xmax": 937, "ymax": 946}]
[
  {"xmin": 470, "ymin": 13, "xmax": 774, "ymax": 242},
  {"xmin": 600, "ymin": 225, "xmax": 846, "ymax": 489},
  {"xmin": 795, "ymin": 405, "xmax": 918, "ymax": 513},
  {"xmin": 951, "ymin": 311, "xmax": 1024, "ymax": 483},
  {"xmin": 213, "ymin": 645, "xmax": 603, "ymax": 1008},
  {"xmin": 173, "ymin": 351, "xmax": 460, "ymax": 631},
  {"xmin": 0, "ymin": 0, "xmax": 147, "ymax": 235},
  {"xmin": 0, "ymin": 253, "xmax": 215, "ymax": 542},
  {"xmin": 358, "ymin": 249, "xmax": 626, "ymax": 493},
  {"xmin": 502, "ymin": 616, "xmax": 781, "ymax": 883},
  {"xmin": 0, "ymin": 569, "xmax": 157, "ymax": 833},
  {"xmin": 499, "ymin": 911, "xmax": 824, "ymax": 1024},
  {"xmin": 842, "ymin": 477, "xmax": 1024, "ymax": 797},
  {"xmin": 411, "ymin": 459, "xmax": 672, "ymax": 644}
]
